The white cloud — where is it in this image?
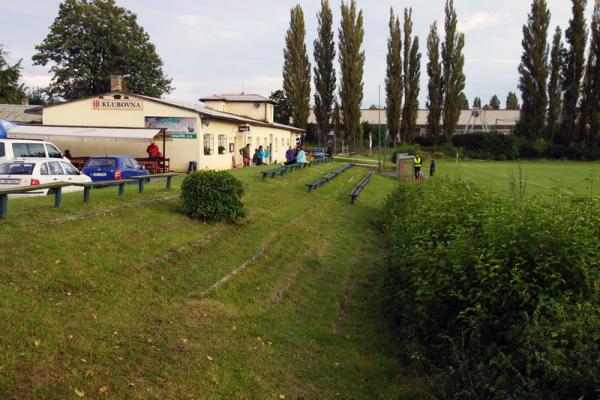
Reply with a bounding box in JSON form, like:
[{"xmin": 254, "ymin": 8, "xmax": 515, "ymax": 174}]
[
  {"xmin": 459, "ymin": 12, "xmax": 500, "ymax": 33},
  {"xmin": 21, "ymin": 73, "xmax": 52, "ymax": 88},
  {"xmin": 176, "ymin": 14, "xmax": 210, "ymax": 27}
]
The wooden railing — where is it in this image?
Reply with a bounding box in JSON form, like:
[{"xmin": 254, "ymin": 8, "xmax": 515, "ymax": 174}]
[{"xmin": 0, "ymin": 172, "xmax": 184, "ymax": 220}]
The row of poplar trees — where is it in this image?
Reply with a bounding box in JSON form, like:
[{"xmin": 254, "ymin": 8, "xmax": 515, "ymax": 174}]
[
  {"xmin": 519, "ymin": 0, "xmax": 600, "ymax": 148},
  {"xmin": 282, "ymin": 0, "xmax": 364, "ymax": 147},
  {"xmin": 282, "ymin": 0, "xmax": 467, "ymax": 147},
  {"xmin": 388, "ymin": 0, "xmax": 465, "ymax": 145}
]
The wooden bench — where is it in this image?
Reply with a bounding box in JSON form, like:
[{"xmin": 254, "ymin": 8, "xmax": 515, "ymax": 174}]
[
  {"xmin": 261, "ymin": 167, "xmax": 286, "ymax": 180},
  {"xmin": 349, "ymin": 171, "xmax": 375, "ymax": 204},
  {"xmin": 306, "ymin": 163, "xmax": 353, "ymax": 192}
]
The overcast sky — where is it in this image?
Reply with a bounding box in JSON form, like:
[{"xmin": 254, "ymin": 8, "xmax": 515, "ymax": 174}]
[{"xmin": 0, "ymin": 0, "xmax": 595, "ymax": 108}]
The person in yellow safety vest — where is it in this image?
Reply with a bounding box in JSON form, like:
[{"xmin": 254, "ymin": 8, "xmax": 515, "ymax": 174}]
[{"xmin": 413, "ymin": 153, "xmax": 422, "ymax": 180}]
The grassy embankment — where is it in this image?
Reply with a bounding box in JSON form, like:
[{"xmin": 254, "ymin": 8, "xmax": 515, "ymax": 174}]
[{"xmin": 0, "ymin": 164, "xmax": 427, "ymax": 399}]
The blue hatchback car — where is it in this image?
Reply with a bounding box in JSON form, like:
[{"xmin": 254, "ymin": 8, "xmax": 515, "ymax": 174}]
[{"xmin": 82, "ymin": 156, "xmax": 149, "ymax": 182}]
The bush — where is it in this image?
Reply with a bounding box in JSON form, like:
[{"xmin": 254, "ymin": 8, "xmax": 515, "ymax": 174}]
[
  {"xmin": 452, "ymin": 132, "xmax": 522, "ymax": 160},
  {"xmin": 179, "ymin": 171, "xmax": 245, "ymax": 223},
  {"xmin": 381, "ymin": 179, "xmax": 600, "ymax": 398}
]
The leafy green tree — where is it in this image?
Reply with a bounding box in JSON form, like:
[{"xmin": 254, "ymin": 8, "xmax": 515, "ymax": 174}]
[
  {"xmin": 338, "ymin": 0, "xmax": 365, "ymax": 149},
  {"xmin": 26, "ymin": 87, "xmax": 49, "ymax": 105},
  {"xmin": 332, "ymin": 99, "xmax": 343, "ymax": 142},
  {"xmin": 32, "ymin": 0, "xmax": 172, "ymax": 100},
  {"xmin": 506, "ymin": 92, "xmax": 521, "ymax": 110},
  {"xmin": 489, "ymin": 95, "xmax": 501, "ymax": 110},
  {"xmin": 385, "ymin": 8, "xmax": 402, "ymax": 146},
  {"xmin": 518, "ymin": 0, "xmax": 551, "ymax": 139},
  {"xmin": 426, "ymin": 22, "xmax": 443, "ymax": 143},
  {"xmin": 269, "ymin": 90, "xmax": 291, "ymax": 125},
  {"xmin": 561, "ymin": 0, "xmax": 587, "ymax": 143},
  {"xmin": 313, "ymin": 0, "xmax": 336, "ymax": 144},
  {"xmin": 547, "ymin": 26, "xmax": 565, "ymax": 140},
  {"xmin": 580, "ymin": 2, "xmax": 600, "ymax": 147},
  {"xmin": 442, "ymin": 0, "xmax": 466, "ymax": 143},
  {"xmin": 401, "ymin": 9, "xmax": 420, "ymax": 144},
  {"xmin": 283, "ymin": 4, "xmax": 311, "ymax": 130},
  {"xmin": 0, "ymin": 47, "xmax": 25, "ymax": 104},
  {"xmin": 473, "ymin": 97, "xmax": 482, "ymax": 108},
  {"xmin": 458, "ymin": 92, "xmax": 469, "ymax": 110}
]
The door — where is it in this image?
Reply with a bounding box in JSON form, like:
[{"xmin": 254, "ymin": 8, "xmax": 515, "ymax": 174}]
[{"xmin": 234, "ymin": 135, "xmax": 244, "ymax": 167}]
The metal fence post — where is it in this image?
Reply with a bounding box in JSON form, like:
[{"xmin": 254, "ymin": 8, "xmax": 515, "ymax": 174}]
[
  {"xmin": 166, "ymin": 175, "xmax": 172, "ymax": 190},
  {"xmin": 83, "ymin": 187, "xmax": 91, "ymax": 203},
  {"xmin": 54, "ymin": 187, "xmax": 62, "ymax": 208},
  {"xmin": 138, "ymin": 179, "xmax": 145, "ymax": 193},
  {"xmin": 0, "ymin": 194, "xmax": 7, "ymax": 219},
  {"xmin": 119, "ymin": 183, "xmax": 125, "ymax": 196}
]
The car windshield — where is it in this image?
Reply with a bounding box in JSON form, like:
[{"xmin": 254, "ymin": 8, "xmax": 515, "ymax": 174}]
[
  {"xmin": 86, "ymin": 158, "xmax": 116, "ymax": 168},
  {"xmin": 0, "ymin": 162, "xmax": 35, "ymax": 175}
]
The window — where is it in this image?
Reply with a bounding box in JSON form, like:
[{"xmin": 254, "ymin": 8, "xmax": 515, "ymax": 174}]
[
  {"xmin": 86, "ymin": 158, "xmax": 116, "ymax": 168},
  {"xmin": 123, "ymin": 158, "xmax": 136, "ymax": 169},
  {"xmin": 130, "ymin": 158, "xmax": 141, "ymax": 169},
  {"xmin": 12, "ymin": 143, "xmax": 46, "ymax": 158},
  {"xmin": 0, "ymin": 162, "xmax": 35, "ymax": 175},
  {"xmin": 45, "ymin": 144, "xmax": 63, "ymax": 158},
  {"xmin": 61, "ymin": 162, "xmax": 80, "ymax": 175},
  {"xmin": 203, "ymin": 134, "xmax": 214, "ymax": 155},
  {"xmin": 0, "ymin": 143, "xmax": 4, "ymax": 157},
  {"xmin": 40, "ymin": 163, "xmax": 49, "ymax": 175},
  {"xmin": 48, "ymin": 161, "xmax": 64, "ymax": 175},
  {"xmin": 287, "ymin": 139, "xmax": 290, "ymax": 147},
  {"xmin": 218, "ymin": 135, "xmax": 227, "ymax": 155}
]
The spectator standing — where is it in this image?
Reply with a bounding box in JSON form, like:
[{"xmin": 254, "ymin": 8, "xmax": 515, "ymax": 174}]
[
  {"xmin": 413, "ymin": 152, "xmax": 422, "ymax": 180},
  {"xmin": 252, "ymin": 149, "xmax": 261, "ymax": 166},
  {"xmin": 264, "ymin": 146, "xmax": 271, "ymax": 165},
  {"xmin": 258, "ymin": 146, "xmax": 265, "ymax": 166},
  {"xmin": 147, "ymin": 141, "xmax": 160, "ymax": 159},
  {"xmin": 239, "ymin": 144, "xmax": 251, "ymax": 168}
]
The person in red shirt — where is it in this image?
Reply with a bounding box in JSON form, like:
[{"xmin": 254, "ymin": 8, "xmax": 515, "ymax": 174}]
[{"xmin": 147, "ymin": 141, "xmax": 160, "ymax": 159}]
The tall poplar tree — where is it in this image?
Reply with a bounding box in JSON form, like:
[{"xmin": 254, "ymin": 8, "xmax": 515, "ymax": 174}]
[
  {"xmin": 561, "ymin": 0, "xmax": 587, "ymax": 143},
  {"xmin": 283, "ymin": 5, "xmax": 311, "ymax": 130},
  {"xmin": 399, "ymin": 8, "xmax": 420, "ymax": 144},
  {"xmin": 547, "ymin": 26, "xmax": 564, "ymax": 140},
  {"xmin": 489, "ymin": 95, "xmax": 501, "ymax": 109},
  {"xmin": 405, "ymin": 36, "xmax": 421, "ymax": 144},
  {"xmin": 518, "ymin": 0, "xmax": 550, "ymax": 139},
  {"xmin": 400, "ymin": 8, "xmax": 413, "ymax": 143},
  {"xmin": 458, "ymin": 92, "xmax": 469, "ymax": 110},
  {"xmin": 473, "ymin": 97, "xmax": 482, "ymax": 108},
  {"xmin": 313, "ymin": 0, "xmax": 336, "ymax": 144},
  {"xmin": 338, "ymin": 0, "xmax": 365, "ymax": 149},
  {"xmin": 580, "ymin": 2, "xmax": 600, "ymax": 147},
  {"xmin": 506, "ymin": 92, "xmax": 520, "ymax": 110},
  {"xmin": 385, "ymin": 8, "xmax": 402, "ymax": 146},
  {"xmin": 426, "ymin": 22, "xmax": 443, "ymax": 142},
  {"xmin": 442, "ymin": 0, "xmax": 466, "ymax": 143}
]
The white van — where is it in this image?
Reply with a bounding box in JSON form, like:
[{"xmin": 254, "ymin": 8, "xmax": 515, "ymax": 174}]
[{"xmin": 0, "ymin": 139, "xmax": 68, "ymax": 164}]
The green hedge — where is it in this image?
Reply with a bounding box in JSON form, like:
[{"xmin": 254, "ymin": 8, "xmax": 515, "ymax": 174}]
[
  {"xmin": 179, "ymin": 171, "xmax": 245, "ymax": 223},
  {"xmin": 381, "ymin": 180, "xmax": 600, "ymax": 398}
]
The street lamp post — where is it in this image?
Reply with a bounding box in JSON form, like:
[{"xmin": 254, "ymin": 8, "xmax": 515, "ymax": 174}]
[{"xmin": 378, "ymin": 85, "xmax": 382, "ymax": 174}]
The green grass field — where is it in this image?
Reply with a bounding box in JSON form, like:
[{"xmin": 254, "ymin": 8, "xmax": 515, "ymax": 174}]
[
  {"xmin": 437, "ymin": 159, "xmax": 600, "ymax": 196},
  {"xmin": 0, "ymin": 164, "xmax": 427, "ymax": 399}
]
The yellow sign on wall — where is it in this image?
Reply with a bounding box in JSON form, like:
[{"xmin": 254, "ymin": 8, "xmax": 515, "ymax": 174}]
[{"xmin": 91, "ymin": 98, "xmax": 144, "ymax": 111}]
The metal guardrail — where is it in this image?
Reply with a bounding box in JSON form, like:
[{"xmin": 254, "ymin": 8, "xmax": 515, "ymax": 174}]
[{"xmin": 0, "ymin": 172, "xmax": 184, "ymax": 220}]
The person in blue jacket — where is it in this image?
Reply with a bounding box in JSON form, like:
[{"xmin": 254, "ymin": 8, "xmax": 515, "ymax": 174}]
[{"xmin": 296, "ymin": 147, "xmax": 307, "ymax": 164}]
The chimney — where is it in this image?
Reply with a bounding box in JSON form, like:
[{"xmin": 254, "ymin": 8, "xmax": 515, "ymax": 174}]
[
  {"xmin": 110, "ymin": 75, "xmax": 124, "ymax": 92},
  {"xmin": 20, "ymin": 96, "xmax": 29, "ymax": 106}
]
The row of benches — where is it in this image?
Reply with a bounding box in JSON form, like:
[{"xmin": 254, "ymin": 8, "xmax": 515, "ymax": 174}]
[
  {"xmin": 260, "ymin": 157, "xmax": 332, "ymax": 180},
  {"xmin": 306, "ymin": 163, "xmax": 353, "ymax": 192},
  {"xmin": 0, "ymin": 173, "xmax": 183, "ymax": 220}
]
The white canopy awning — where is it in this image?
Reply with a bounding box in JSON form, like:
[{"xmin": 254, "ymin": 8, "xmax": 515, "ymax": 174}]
[{"xmin": 7, "ymin": 125, "xmax": 171, "ymax": 142}]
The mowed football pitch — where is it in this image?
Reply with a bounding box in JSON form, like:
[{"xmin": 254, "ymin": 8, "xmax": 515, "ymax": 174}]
[{"xmin": 434, "ymin": 159, "xmax": 600, "ymax": 196}]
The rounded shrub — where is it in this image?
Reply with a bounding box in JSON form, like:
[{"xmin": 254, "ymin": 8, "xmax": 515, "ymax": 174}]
[{"xmin": 179, "ymin": 170, "xmax": 245, "ymax": 223}]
